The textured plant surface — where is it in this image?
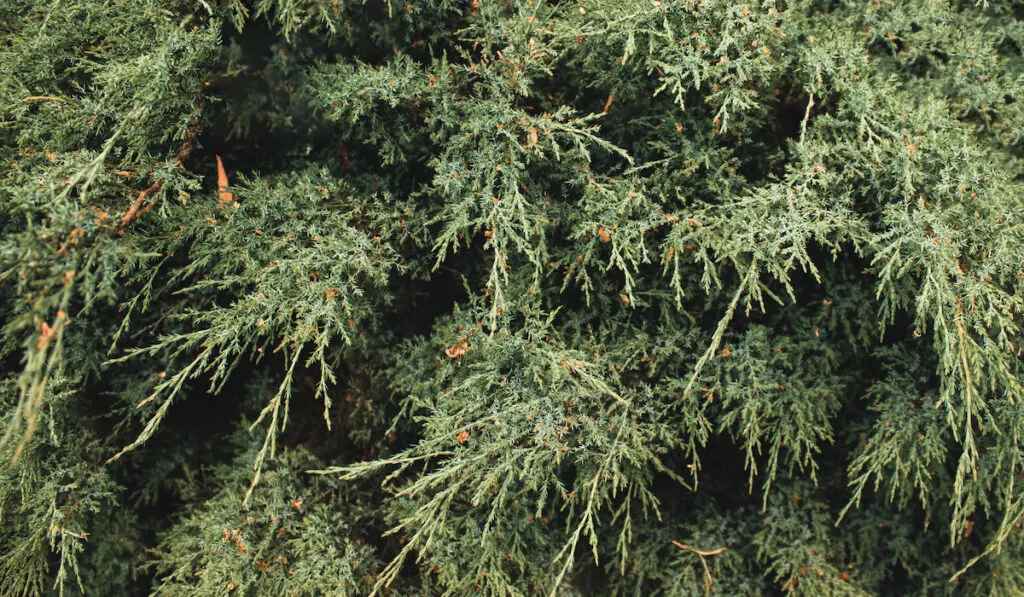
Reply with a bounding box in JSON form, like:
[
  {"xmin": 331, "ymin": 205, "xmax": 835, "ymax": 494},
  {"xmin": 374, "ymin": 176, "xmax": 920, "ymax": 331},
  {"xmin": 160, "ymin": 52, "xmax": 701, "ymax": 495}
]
[{"xmin": 3, "ymin": 1, "xmax": 1024, "ymax": 595}]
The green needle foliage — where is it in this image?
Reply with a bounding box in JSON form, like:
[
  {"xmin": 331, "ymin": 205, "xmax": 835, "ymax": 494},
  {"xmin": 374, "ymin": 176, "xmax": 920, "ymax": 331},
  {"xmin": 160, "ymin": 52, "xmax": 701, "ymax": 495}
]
[{"xmin": 2, "ymin": 0, "xmax": 1024, "ymax": 594}]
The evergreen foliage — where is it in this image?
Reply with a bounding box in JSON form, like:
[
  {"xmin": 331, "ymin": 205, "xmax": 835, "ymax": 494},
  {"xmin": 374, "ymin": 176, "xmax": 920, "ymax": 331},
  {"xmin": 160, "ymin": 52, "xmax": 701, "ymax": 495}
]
[{"xmin": 3, "ymin": 0, "xmax": 1024, "ymax": 594}]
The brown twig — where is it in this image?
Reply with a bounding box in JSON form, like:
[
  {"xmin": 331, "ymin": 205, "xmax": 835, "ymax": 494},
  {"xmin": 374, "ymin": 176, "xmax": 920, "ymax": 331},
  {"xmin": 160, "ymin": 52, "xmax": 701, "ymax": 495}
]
[
  {"xmin": 673, "ymin": 540, "xmax": 727, "ymax": 594},
  {"xmin": 602, "ymin": 85, "xmax": 617, "ymax": 114},
  {"xmin": 216, "ymin": 154, "xmax": 232, "ymax": 204},
  {"xmin": 22, "ymin": 96, "xmax": 63, "ymax": 102},
  {"xmin": 118, "ymin": 99, "xmax": 205, "ymax": 232},
  {"xmin": 118, "ymin": 180, "xmax": 161, "ymax": 230}
]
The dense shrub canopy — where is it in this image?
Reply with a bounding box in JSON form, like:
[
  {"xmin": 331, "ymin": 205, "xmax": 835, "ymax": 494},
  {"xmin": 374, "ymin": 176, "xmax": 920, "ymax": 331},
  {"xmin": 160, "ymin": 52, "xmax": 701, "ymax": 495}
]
[{"xmin": 3, "ymin": 0, "xmax": 1024, "ymax": 595}]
